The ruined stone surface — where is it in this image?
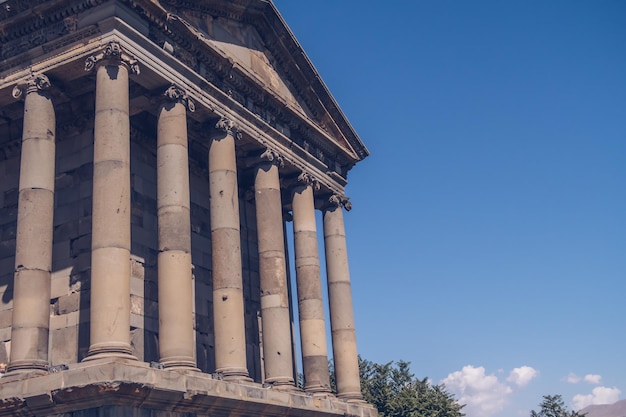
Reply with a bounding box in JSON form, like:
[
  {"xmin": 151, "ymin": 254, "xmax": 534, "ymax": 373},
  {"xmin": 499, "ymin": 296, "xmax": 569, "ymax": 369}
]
[{"xmin": 0, "ymin": 360, "xmax": 377, "ymax": 416}]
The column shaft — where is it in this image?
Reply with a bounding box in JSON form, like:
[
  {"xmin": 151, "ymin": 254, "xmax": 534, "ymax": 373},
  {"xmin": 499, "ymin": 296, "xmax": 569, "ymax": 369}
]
[
  {"xmin": 254, "ymin": 157, "xmax": 294, "ymax": 387},
  {"xmin": 8, "ymin": 75, "xmax": 55, "ymax": 373},
  {"xmin": 86, "ymin": 61, "xmax": 134, "ymax": 360},
  {"xmin": 209, "ymin": 118, "xmax": 249, "ymax": 380},
  {"xmin": 157, "ymin": 89, "xmax": 196, "ymax": 369},
  {"xmin": 292, "ymin": 181, "xmax": 330, "ymax": 393},
  {"xmin": 324, "ymin": 202, "xmax": 362, "ymax": 400}
]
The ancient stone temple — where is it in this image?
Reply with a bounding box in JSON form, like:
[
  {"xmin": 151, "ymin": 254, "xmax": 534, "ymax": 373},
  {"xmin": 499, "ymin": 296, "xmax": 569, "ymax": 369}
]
[{"xmin": 0, "ymin": 0, "xmax": 375, "ymax": 416}]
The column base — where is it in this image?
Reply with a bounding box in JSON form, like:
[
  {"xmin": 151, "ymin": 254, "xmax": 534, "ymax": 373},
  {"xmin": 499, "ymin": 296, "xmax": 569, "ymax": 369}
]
[
  {"xmin": 6, "ymin": 359, "xmax": 49, "ymax": 375},
  {"xmin": 304, "ymin": 383, "xmax": 332, "ymax": 393},
  {"xmin": 216, "ymin": 366, "xmax": 252, "ymax": 382},
  {"xmin": 84, "ymin": 342, "xmax": 137, "ymax": 362},
  {"xmin": 264, "ymin": 377, "xmax": 297, "ymax": 390},
  {"xmin": 161, "ymin": 357, "xmax": 200, "ymax": 372},
  {"xmin": 337, "ymin": 391, "xmax": 365, "ymax": 402}
]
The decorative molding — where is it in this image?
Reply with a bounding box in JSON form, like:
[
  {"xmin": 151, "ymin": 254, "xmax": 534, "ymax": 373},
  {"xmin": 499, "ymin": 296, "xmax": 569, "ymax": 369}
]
[
  {"xmin": 259, "ymin": 148, "xmax": 284, "ymax": 168},
  {"xmin": 297, "ymin": 172, "xmax": 321, "ymax": 191},
  {"xmin": 327, "ymin": 194, "xmax": 352, "ymax": 212},
  {"xmin": 84, "ymin": 41, "xmax": 140, "ymax": 75},
  {"xmin": 214, "ymin": 116, "xmax": 242, "ymax": 140},
  {"xmin": 162, "ymin": 85, "xmax": 195, "ymax": 112},
  {"xmin": 12, "ymin": 73, "xmax": 51, "ymax": 100}
]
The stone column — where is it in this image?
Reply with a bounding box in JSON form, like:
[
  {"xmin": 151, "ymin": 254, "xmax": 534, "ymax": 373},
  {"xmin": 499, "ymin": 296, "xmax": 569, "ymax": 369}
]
[
  {"xmin": 323, "ymin": 195, "xmax": 362, "ymax": 400},
  {"xmin": 7, "ymin": 74, "xmax": 55, "ymax": 374},
  {"xmin": 208, "ymin": 116, "xmax": 249, "ymax": 381},
  {"xmin": 84, "ymin": 42, "xmax": 139, "ymax": 360},
  {"xmin": 254, "ymin": 149, "xmax": 295, "ymax": 388},
  {"xmin": 157, "ymin": 86, "xmax": 196, "ymax": 369},
  {"xmin": 291, "ymin": 173, "xmax": 330, "ymax": 393}
]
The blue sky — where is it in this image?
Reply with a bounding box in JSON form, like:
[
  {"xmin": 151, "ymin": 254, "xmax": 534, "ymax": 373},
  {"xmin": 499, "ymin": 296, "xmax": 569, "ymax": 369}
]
[{"xmin": 273, "ymin": 1, "xmax": 626, "ymax": 416}]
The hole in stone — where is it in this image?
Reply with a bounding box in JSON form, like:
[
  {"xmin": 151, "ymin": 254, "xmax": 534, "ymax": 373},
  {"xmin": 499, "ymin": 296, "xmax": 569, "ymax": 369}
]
[{"xmin": 222, "ymin": 295, "xmax": 228, "ymax": 301}]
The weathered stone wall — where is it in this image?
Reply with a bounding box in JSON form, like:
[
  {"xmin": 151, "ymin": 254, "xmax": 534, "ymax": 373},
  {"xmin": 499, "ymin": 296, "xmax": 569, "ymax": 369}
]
[
  {"xmin": 0, "ymin": 124, "xmax": 20, "ymax": 367},
  {"xmin": 0, "ymin": 107, "xmax": 262, "ymax": 380}
]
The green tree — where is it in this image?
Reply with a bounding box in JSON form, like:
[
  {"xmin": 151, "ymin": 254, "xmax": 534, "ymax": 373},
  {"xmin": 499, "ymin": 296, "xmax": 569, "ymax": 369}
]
[
  {"xmin": 356, "ymin": 357, "xmax": 465, "ymax": 417},
  {"xmin": 530, "ymin": 394, "xmax": 587, "ymax": 417}
]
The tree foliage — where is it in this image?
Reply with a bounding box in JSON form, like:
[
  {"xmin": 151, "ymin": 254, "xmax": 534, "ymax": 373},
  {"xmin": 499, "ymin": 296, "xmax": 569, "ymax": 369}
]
[
  {"xmin": 356, "ymin": 357, "xmax": 465, "ymax": 417},
  {"xmin": 530, "ymin": 394, "xmax": 587, "ymax": 417}
]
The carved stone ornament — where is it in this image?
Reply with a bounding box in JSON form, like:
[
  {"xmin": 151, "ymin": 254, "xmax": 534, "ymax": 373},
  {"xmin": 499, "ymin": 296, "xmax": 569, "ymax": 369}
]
[
  {"xmin": 12, "ymin": 73, "xmax": 51, "ymax": 99},
  {"xmin": 214, "ymin": 116, "xmax": 242, "ymax": 140},
  {"xmin": 259, "ymin": 148, "xmax": 285, "ymax": 168},
  {"xmin": 328, "ymin": 194, "xmax": 352, "ymax": 211},
  {"xmin": 163, "ymin": 85, "xmax": 195, "ymax": 112},
  {"xmin": 84, "ymin": 41, "xmax": 140, "ymax": 75},
  {"xmin": 297, "ymin": 172, "xmax": 321, "ymax": 191}
]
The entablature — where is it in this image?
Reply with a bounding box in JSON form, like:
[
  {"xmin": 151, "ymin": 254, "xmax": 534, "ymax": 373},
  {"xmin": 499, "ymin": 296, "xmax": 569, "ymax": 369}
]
[{"xmin": 0, "ymin": 0, "xmax": 368, "ymax": 184}]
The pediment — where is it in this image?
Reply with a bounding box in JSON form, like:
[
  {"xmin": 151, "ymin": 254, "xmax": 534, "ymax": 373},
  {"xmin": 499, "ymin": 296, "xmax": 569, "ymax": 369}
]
[
  {"xmin": 159, "ymin": 1, "xmax": 368, "ymax": 164},
  {"xmin": 182, "ymin": 12, "xmax": 315, "ymax": 118}
]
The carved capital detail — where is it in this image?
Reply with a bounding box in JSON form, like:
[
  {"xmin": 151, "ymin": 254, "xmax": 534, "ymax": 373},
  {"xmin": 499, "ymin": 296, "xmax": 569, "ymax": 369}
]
[
  {"xmin": 214, "ymin": 116, "xmax": 242, "ymax": 140},
  {"xmin": 163, "ymin": 85, "xmax": 195, "ymax": 112},
  {"xmin": 297, "ymin": 172, "xmax": 321, "ymax": 191},
  {"xmin": 84, "ymin": 41, "xmax": 140, "ymax": 75},
  {"xmin": 12, "ymin": 73, "xmax": 51, "ymax": 99},
  {"xmin": 259, "ymin": 148, "xmax": 285, "ymax": 168},
  {"xmin": 327, "ymin": 194, "xmax": 352, "ymax": 211}
]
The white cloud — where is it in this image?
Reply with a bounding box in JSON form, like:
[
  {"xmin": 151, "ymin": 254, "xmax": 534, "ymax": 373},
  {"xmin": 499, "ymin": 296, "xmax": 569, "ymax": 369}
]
[
  {"xmin": 567, "ymin": 373, "xmax": 582, "ymax": 383},
  {"xmin": 573, "ymin": 386, "xmax": 621, "ymax": 410},
  {"xmin": 507, "ymin": 366, "xmax": 539, "ymax": 387},
  {"xmin": 566, "ymin": 373, "xmax": 603, "ymax": 385},
  {"xmin": 441, "ymin": 365, "xmax": 513, "ymax": 417},
  {"xmin": 583, "ymin": 374, "xmax": 602, "ymax": 385}
]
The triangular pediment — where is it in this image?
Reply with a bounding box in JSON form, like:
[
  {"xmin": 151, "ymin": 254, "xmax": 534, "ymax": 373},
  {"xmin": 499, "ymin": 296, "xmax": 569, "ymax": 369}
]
[
  {"xmin": 160, "ymin": 0, "xmax": 368, "ymax": 163},
  {"xmin": 181, "ymin": 11, "xmax": 315, "ymax": 118}
]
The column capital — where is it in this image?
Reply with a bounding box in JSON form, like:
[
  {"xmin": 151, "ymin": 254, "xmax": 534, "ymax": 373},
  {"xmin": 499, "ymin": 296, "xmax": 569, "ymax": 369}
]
[
  {"xmin": 259, "ymin": 148, "xmax": 285, "ymax": 168},
  {"xmin": 84, "ymin": 41, "xmax": 140, "ymax": 75},
  {"xmin": 326, "ymin": 194, "xmax": 352, "ymax": 211},
  {"xmin": 297, "ymin": 171, "xmax": 320, "ymax": 191},
  {"xmin": 213, "ymin": 116, "xmax": 242, "ymax": 140},
  {"xmin": 12, "ymin": 73, "xmax": 51, "ymax": 99},
  {"xmin": 162, "ymin": 84, "xmax": 195, "ymax": 112}
]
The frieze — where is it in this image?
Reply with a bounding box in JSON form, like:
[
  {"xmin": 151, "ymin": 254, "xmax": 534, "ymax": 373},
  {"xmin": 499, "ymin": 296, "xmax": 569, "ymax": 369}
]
[{"xmin": 0, "ymin": 0, "xmax": 106, "ymax": 61}]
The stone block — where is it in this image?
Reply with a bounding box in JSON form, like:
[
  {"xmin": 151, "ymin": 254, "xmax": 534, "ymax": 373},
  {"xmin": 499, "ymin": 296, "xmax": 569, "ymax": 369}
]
[
  {"xmin": 130, "ymin": 295, "xmax": 143, "ymax": 315},
  {"xmin": 130, "ymin": 313, "xmax": 158, "ymax": 333},
  {"xmin": 70, "ymin": 234, "xmax": 91, "ymax": 257},
  {"xmin": 0, "ymin": 340, "xmax": 9, "ymax": 364},
  {"xmin": 51, "ymin": 270, "xmax": 70, "ymax": 299},
  {"xmin": 130, "ymin": 277, "xmax": 144, "ymax": 296},
  {"xmin": 53, "ymin": 220, "xmax": 79, "ymax": 242},
  {"xmin": 54, "ymin": 202, "xmax": 79, "ymax": 227},
  {"xmin": 130, "ymin": 328, "xmax": 158, "ymax": 363},
  {"xmin": 0, "ymin": 294, "xmax": 12, "ymax": 311},
  {"xmin": 0, "ymin": 240, "xmax": 15, "ymax": 259},
  {"xmin": 0, "ymin": 257, "xmax": 14, "ymax": 277},
  {"xmin": 49, "ymin": 325, "xmax": 77, "ymax": 366},
  {"xmin": 57, "ymin": 292, "xmax": 81, "ymax": 315},
  {"xmin": 52, "ymin": 240, "xmax": 71, "ymax": 261},
  {"xmin": 0, "ymin": 326, "xmax": 11, "ymax": 341},
  {"xmin": 0, "ymin": 310, "xmax": 11, "ymax": 328}
]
